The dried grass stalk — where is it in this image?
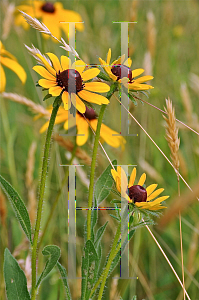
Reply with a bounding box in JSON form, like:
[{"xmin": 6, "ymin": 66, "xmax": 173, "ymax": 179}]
[
  {"xmin": 163, "ymin": 98, "xmax": 180, "ymax": 173},
  {"xmin": 147, "ymin": 11, "xmax": 156, "ymax": 57},
  {"xmin": 53, "ymin": 134, "xmax": 91, "ymax": 165},
  {"xmin": 2, "ymin": 3, "xmax": 15, "ymax": 40},
  {"xmin": 1, "ymin": 92, "xmax": 50, "ymax": 117},
  {"xmin": 26, "ymin": 142, "xmax": 37, "ymax": 225}
]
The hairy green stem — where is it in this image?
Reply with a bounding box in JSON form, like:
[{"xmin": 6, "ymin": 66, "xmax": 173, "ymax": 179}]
[
  {"xmin": 90, "ymin": 223, "xmax": 121, "ymax": 298},
  {"xmin": 38, "ymin": 143, "xmax": 77, "ymax": 249},
  {"xmin": 86, "ymin": 104, "xmax": 107, "ymax": 240},
  {"xmin": 31, "ymin": 101, "xmax": 60, "ymax": 300}
]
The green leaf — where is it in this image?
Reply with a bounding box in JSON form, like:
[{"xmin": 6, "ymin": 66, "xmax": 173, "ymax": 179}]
[
  {"xmin": 0, "ymin": 175, "xmax": 32, "ymax": 244},
  {"xmin": 128, "ymin": 93, "xmax": 138, "ymax": 106},
  {"xmin": 43, "ymin": 93, "xmax": 52, "ymax": 101},
  {"xmin": 94, "ymin": 160, "xmax": 116, "ymax": 205},
  {"xmin": 109, "ymin": 214, "xmax": 120, "ymax": 221},
  {"xmin": 4, "ymin": 248, "xmax": 31, "ymax": 300},
  {"xmin": 36, "ymin": 245, "xmax": 61, "ymax": 288},
  {"xmin": 57, "ymin": 262, "xmax": 72, "ymax": 300},
  {"xmin": 81, "ymin": 240, "xmax": 99, "ymax": 300},
  {"xmin": 94, "ymin": 221, "xmax": 108, "ymax": 250}
]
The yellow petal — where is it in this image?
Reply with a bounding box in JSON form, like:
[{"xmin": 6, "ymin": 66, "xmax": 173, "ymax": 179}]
[
  {"xmin": 72, "ymin": 60, "xmax": 86, "ymax": 74},
  {"xmin": 38, "ymin": 79, "xmax": 56, "ymax": 88},
  {"xmin": 146, "ymin": 184, "xmax": 158, "ymax": 197},
  {"xmin": 135, "ymin": 75, "xmax": 154, "ymax": 83},
  {"xmin": 124, "ymin": 58, "xmax": 132, "ymax": 68},
  {"xmin": 78, "ymin": 90, "xmax": 109, "ymax": 105},
  {"xmin": 0, "ymin": 57, "xmax": 26, "ymax": 84},
  {"xmin": 84, "ymin": 82, "xmax": 110, "ymax": 93},
  {"xmin": 47, "ymin": 53, "xmax": 61, "ymax": 73},
  {"xmin": 81, "ymin": 68, "xmax": 100, "ymax": 81},
  {"xmin": 33, "ymin": 65, "xmax": 55, "ymax": 81},
  {"xmin": 128, "ymin": 168, "xmax": 136, "ymax": 188},
  {"xmin": 62, "ymin": 91, "xmax": 71, "ymax": 110},
  {"xmin": 42, "ymin": 15, "xmax": 61, "ymax": 40},
  {"xmin": 138, "ymin": 173, "xmax": 146, "ymax": 186},
  {"xmin": 107, "ymin": 48, "xmax": 111, "ymax": 64},
  {"xmin": 147, "ymin": 188, "xmax": 164, "ymax": 201},
  {"xmin": 49, "ymin": 86, "xmax": 62, "ymax": 96},
  {"xmin": 36, "ymin": 54, "xmax": 56, "ymax": 76},
  {"xmin": 61, "ymin": 56, "xmax": 71, "ymax": 70},
  {"xmin": 0, "ymin": 65, "xmax": 6, "ymax": 92},
  {"xmin": 76, "ymin": 117, "xmax": 89, "ymax": 146},
  {"xmin": 148, "ymin": 195, "xmax": 169, "ymax": 205},
  {"xmin": 132, "ymin": 69, "xmax": 144, "ymax": 77},
  {"xmin": 71, "ymin": 93, "xmax": 86, "ymax": 113}
]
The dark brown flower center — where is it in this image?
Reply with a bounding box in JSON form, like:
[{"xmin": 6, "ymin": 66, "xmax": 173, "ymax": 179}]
[
  {"xmin": 41, "ymin": 2, "xmax": 55, "ymax": 13},
  {"xmin": 56, "ymin": 69, "xmax": 84, "ymax": 94},
  {"xmin": 128, "ymin": 185, "xmax": 147, "ymax": 203},
  {"xmin": 111, "ymin": 64, "xmax": 133, "ymax": 82},
  {"xmin": 78, "ymin": 106, "xmax": 97, "ymax": 120}
]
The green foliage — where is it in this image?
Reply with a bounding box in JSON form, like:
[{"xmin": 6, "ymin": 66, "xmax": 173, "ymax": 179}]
[
  {"xmin": 36, "ymin": 245, "xmax": 61, "ymax": 288},
  {"xmin": 94, "ymin": 160, "xmax": 116, "ymax": 204},
  {"xmin": 0, "ymin": 175, "xmax": 32, "ymax": 244},
  {"xmin": 57, "ymin": 262, "xmax": 72, "ymax": 300},
  {"xmin": 81, "ymin": 240, "xmax": 99, "ymax": 300},
  {"xmin": 4, "ymin": 249, "xmax": 31, "ymax": 300}
]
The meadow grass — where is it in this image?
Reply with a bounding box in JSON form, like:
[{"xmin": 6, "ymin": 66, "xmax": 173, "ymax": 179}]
[{"xmin": 0, "ymin": 0, "xmax": 199, "ymax": 299}]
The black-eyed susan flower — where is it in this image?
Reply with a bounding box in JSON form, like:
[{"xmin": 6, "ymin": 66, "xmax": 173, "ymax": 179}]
[
  {"xmin": 37, "ymin": 105, "xmax": 126, "ymax": 148},
  {"xmin": 99, "ymin": 48, "xmax": 154, "ymax": 91},
  {"xmin": 33, "ymin": 53, "xmax": 110, "ymax": 113},
  {"xmin": 15, "ymin": 1, "xmax": 84, "ymax": 40},
  {"xmin": 111, "ymin": 166, "xmax": 169, "ymax": 210},
  {"xmin": 0, "ymin": 41, "xmax": 26, "ymax": 93}
]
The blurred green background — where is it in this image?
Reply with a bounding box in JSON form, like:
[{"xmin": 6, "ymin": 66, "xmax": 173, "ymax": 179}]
[{"xmin": 0, "ymin": 0, "xmax": 199, "ymax": 299}]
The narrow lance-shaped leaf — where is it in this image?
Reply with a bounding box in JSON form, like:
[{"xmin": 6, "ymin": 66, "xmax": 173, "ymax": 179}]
[
  {"xmin": 81, "ymin": 240, "xmax": 99, "ymax": 300},
  {"xmin": 57, "ymin": 262, "xmax": 72, "ymax": 300},
  {"xmin": 36, "ymin": 245, "xmax": 61, "ymax": 288},
  {"xmin": 94, "ymin": 160, "xmax": 117, "ymax": 205},
  {"xmin": 4, "ymin": 248, "xmax": 31, "ymax": 300},
  {"xmin": 0, "ymin": 175, "xmax": 32, "ymax": 244}
]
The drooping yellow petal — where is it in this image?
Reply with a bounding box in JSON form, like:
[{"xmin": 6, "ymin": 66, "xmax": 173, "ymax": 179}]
[
  {"xmin": 81, "ymin": 68, "xmax": 100, "ymax": 81},
  {"xmin": 148, "ymin": 195, "xmax": 169, "ymax": 205},
  {"xmin": 132, "ymin": 68, "xmax": 144, "ymax": 77},
  {"xmin": 90, "ymin": 120, "xmax": 125, "ymax": 148},
  {"xmin": 61, "ymin": 56, "xmax": 71, "ymax": 70},
  {"xmin": 47, "ymin": 53, "xmax": 61, "ymax": 73},
  {"xmin": 76, "ymin": 117, "xmax": 89, "ymax": 146},
  {"xmin": 84, "ymin": 82, "xmax": 110, "ymax": 93},
  {"xmin": 0, "ymin": 65, "xmax": 6, "ymax": 92},
  {"xmin": 128, "ymin": 168, "xmax": 136, "ymax": 188},
  {"xmin": 138, "ymin": 173, "xmax": 146, "ymax": 186},
  {"xmin": 78, "ymin": 90, "xmax": 109, "ymax": 105},
  {"xmin": 72, "ymin": 60, "xmax": 86, "ymax": 74},
  {"xmin": 49, "ymin": 86, "xmax": 62, "ymax": 96},
  {"xmin": 147, "ymin": 188, "xmax": 164, "ymax": 201},
  {"xmin": 38, "ymin": 79, "xmax": 56, "ymax": 88},
  {"xmin": 36, "ymin": 54, "xmax": 56, "ymax": 76},
  {"xmin": 0, "ymin": 57, "xmax": 26, "ymax": 84},
  {"xmin": 33, "ymin": 66, "xmax": 55, "ymax": 81},
  {"xmin": 146, "ymin": 184, "xmax": 158, "ymax": 197}
]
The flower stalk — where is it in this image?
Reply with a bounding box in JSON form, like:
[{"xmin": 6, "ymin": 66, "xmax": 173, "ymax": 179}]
[
  {"xmin": 31, "ymin": 96, "xmax": 61, "ymax": 300},
  {"xmin": 86, "ymin": 85, "xmax": 117, "ymax": 241}
]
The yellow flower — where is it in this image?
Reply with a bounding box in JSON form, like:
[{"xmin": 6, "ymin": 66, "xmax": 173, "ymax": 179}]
[
  {"xmin": 33, "ymin": 53, "xmax": 110, "ymax": 113},
  {"xmin": 99, "ymin": 48, "xmax": 154, "ymax": 91},
  {"xmin": 111, "ymin": 166, "xmax": 169, "ymax": 211},
  {"xmin": 15, "ymin": 1, "xmax": 84, "ymax": 40},
  {"xmin": 0, "ymin": 41, "xmax": 26, "ymax": 93},
  {"xmin": 37, "ymin": 106, "xmax": 126, "ymax": 148}
]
